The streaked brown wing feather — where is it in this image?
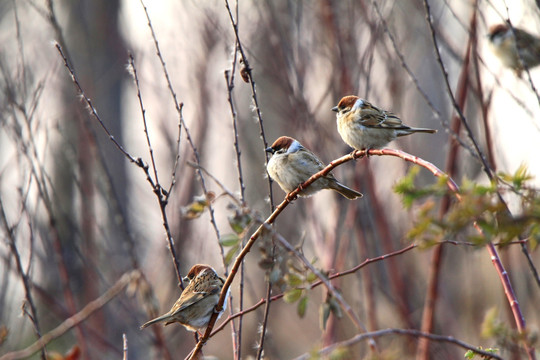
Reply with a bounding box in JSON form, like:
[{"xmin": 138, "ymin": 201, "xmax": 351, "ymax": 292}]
[
  {"xmin": 175, "ymin": 283, "xmax": 220, "ymax": 312},
  {"xmin": 360, "ymin": 110, "xmax": 408, "ymax": 129}
]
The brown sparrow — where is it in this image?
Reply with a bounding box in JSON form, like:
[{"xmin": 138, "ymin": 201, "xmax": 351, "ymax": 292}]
[
  {"xmin": 332, "ymin": 96, "xmax": 436, "ymax": 151},
  {"xmin": 487, "ymin": 24, "xmax": 540, "ymax": 77},
  {"xmin": 266, "ymin": 136, "xmax": 363, "ymax": 200},
  {"xmin": 140, "ymin": 264, "xmax": 227, "ymax": 332}
]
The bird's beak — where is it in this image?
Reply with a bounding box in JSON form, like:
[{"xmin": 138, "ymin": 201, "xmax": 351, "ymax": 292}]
[
  {"xmin": 182, "ymin": 276, "xmax": 189, "ymax": 283},
  {"xmin": 331, "ymin": 106, "xmax": 338, "ymax": 112},
  {"xmin": 265, "ymin": 147, "xmax": 274, "ymax": 154}
]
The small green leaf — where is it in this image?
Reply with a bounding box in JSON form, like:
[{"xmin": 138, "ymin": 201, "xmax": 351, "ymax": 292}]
[
  {"xmin": 180, "ymin": 192, "xmax": 215, "ymax": 219},
  {"xmin": 228, "ymin": 213, "xmax": 252, "ymax": 234},
  {"xmin": 224, "ymin": 244, "xmax": 239, "ymax": 266},
  {"xmin": 219, "ymin": 233, "xmax": 239, "ymax": 247},
  {"xmin": 297, "ymin": 296, "xmax": 308, "ymax": 318},
  {"xmin": 286, "ymin": 273, "xmax": 303, "ymax": 287},
  {"xmin": 306, "ymin": 272, "xmax": 318, "ymax": 283},
  {"xmin": 464, "ymin": 350, "xmax": 475, "ymax": 359},
  {"xmin": 328, "ymin": 346, "xmax": 350, "ymax": 360},
  {"xmin": 284, "ymin": 288, "xmax": 303, "ymax": 303},
  {"xmin": 319, "ymin": 302, "xmax": 331, "ymax": 330}
]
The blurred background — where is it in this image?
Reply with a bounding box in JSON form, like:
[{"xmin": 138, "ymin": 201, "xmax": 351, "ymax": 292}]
[{"xmin": 1, "ymin": 0, "xmax": 539, "ymax": 359}]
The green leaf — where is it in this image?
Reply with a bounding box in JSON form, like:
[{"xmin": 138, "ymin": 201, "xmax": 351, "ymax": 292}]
[
  {"xmin": 464, "ymin": 350, "xmax": 475, "ymax": 359},
  {"xmin": 228, "ymin": 213, "xmax": 252, "ymax": 234},
  {"xmin": 319, "ymin": 302, "xmax": 331, "ymax": 330},
  {"xmin": 284, "ymin": 288, "xmax": 303, "ymax": 303},
  {"xmin": 297, "ymin": 296, "xmax": 308, "ymax": 318},
  {"xmin": 306, "ymin": 272, "xmax": 318, "ymax": 283},
  {"xmin": 219, "ymin": 233, "xmax": 239, "ymax": 247},
  {"xmin": 328, "ymin": 347, "xmax": 350, "ymax": 360},
  {"xmin": 180, "ymin": 192, "xmax": 215, "ymax": 219},
  {"xmin": 286, "ymin": 273, "xmax": 303, "ymax": 287},
  {"xmin": 224, "ymin": 244, "xmax": 239, "ymax": 266}
]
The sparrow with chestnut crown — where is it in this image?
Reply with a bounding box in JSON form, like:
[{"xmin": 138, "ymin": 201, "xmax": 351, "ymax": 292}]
[
  {"xmin": 487, "ymin": 23, "xmax": 540, "ymax": 77},
  {"xmin": 266, "ymin": 136, "xmax": 363, "ymax": 200},
  {"xmin": 140, "ymin": 264, "xmax": 227, "ymax": 333},
  {"xmin": 332, "ymin": 95, "xmax": 436, "ymax": 151}
]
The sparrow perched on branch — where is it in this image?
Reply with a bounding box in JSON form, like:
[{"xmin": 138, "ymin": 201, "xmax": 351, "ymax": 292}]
[
  {"xmin": 140, "ymin": 264, "xmax": 226, "ymax": 333},
  {"xmin": 266, "ymin": 136, "xmax": 363, "ymax": 200},
  {"xmin": 487, "ymin": 23, "xmax": 540, "ymax": 77},
  {"xmin": 332, "ymin": 96, "xmax": 436, "ymax": 151}
]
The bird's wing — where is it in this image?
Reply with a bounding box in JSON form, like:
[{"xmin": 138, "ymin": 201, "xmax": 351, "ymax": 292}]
[
  {"xmin": 290, "ymin": 149, "xmax": 338, "ymax": 181},
  {"xmin": 175, "ymin": 284, "xmax": 221, "ymax": 312},
  {"xmin": 516, "ymin": 29, "xmax": 540, "ymax": 60},
  {"xmin": 359, "ymin": 107, "xmax": 409, "ymax": 129}
]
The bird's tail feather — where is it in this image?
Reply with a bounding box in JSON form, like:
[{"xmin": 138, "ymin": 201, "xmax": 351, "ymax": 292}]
[
  {"xmin": 140, "ymin": 314, "xmax": 169, "ymax": 329},
  {"xmin": 331, "ymin": 182, "xmax": 363, "ymax": 200},
  {"xmin": 397, "ymin": 127, "xmax": 437, "ymax": 136}
]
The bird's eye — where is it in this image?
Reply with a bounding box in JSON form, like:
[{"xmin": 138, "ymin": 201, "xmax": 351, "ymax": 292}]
[{"xmin": 341, "ymin": 108, "xmax": 350, "ymax": 114}]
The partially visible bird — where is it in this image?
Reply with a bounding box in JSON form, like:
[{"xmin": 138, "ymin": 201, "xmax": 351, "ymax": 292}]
[
  {"xmin": 487, "ymin": 23, "xmax": 540, "ymax": 77},
  {"xmin": 266, "ymin": 136, "xmax": 363, "ymax": 200},
  {"xmin": 140, "ymin": 264, "xmax": 226, "ymax": 333},
  {"xmin": 332, "ymin": 95, "xmax": 436, "ymax": 151}
]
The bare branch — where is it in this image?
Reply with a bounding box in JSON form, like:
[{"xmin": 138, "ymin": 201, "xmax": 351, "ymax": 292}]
[{"xmin": 293, "ymin": 328, "xmax": 503, "ymax": 360}]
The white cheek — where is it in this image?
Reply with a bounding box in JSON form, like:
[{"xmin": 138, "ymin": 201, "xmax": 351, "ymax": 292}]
[
  {"xmin": 288, "ymin": 140, "xmax": 302, "ymax": 153},
  {"xmin": 352, "ymin": 99, "xmax": 364, "ymax": 112}
]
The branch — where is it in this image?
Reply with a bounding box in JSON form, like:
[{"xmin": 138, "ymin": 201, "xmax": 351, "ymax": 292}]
[
  {"xmin": 0, "ymin": 270, "xmax": 140, "ymax": 360},
  {"xmin": 293, "ymin": 328, "xmax": 503, "ymax": 360}
]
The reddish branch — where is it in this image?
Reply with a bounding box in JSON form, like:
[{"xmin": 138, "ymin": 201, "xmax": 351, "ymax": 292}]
[{"xmin": 188, "ymin": 148, "xmax": 533, "ymax": 359}]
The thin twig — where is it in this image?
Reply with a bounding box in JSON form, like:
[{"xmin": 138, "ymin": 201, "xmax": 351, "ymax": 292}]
[
  {"xmin": 55, "ymin": 45, "xmax": 137, "ymax": 164},
  {"xmin": 224, "ymin": 52, "xmax": 242, "ymax": 360},
  {"xmin": 0, "ymin": 199, "xmax": 46, "ymax": 360},
  {"xmin": 139, "ymin": 0, "xmax": 223, "ymax": 287},
  {"xmin": 223, "ymin": 0, "xmax": 274, "ymax": 209},
  {"xmin": 56, "ymin": 43, "xmax": 185, "ymax": 286},
  {"xmin": 129, "ymin": 54, "xmax": 161, "ymax": 196},
  {"xmin": 371, "ymin": 1, "xmax": 478, "ymax": 160}
]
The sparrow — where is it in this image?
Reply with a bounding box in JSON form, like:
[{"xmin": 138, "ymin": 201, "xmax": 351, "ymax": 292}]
[
  {"xmin": 332, "ymin": 96, "xmax": 436, "ymax": 151},
  {"xmin": 265, "ymin": 136, "xmax": 363, "ymax": 200},
  {"xmin": 487, "ymin": 23, "xmax": 540, "ymax": 77},
  {"xmin": 140, "ymin": 264, "xmax": 227, "ymax": 333}
]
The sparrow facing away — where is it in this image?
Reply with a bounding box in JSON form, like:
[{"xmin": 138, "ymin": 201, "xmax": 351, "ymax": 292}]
[
  {"xmin": 140, "ymin": 264, "xmax": 226, "ymax": 332},
  {"xmin": 332, "ymin": 95, "xmax": 436, "ymax": 151},
  {"xmin": 266, "ymin": 136, "xmax": 363, "ymax": 200},
  {"xmin": 487, "ymin": 23, "xmax": 540, "ymax": 77}
]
